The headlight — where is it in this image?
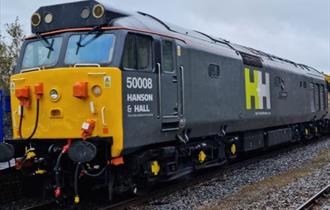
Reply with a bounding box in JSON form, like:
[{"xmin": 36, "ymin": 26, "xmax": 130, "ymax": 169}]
[
  {"xmin": 44, "ymin": 13, "xmax": 53, "ymax": 24},
  {"xmin": 92, "ymin": 85, "xmax": 102, "ymax": 97},
  {"xmin": 92, "ymin": 4, "xmax": 105, "ymax": 19},
  {"xmin": 81, "ymin": 7, "xmax": 90, "ymax": 19},
  {"xmin": 50, "ymin": 89, "xmax": 60, "ymax": 101},
  {"xmin": 31, "ymin": 13, "xmax": 41, "ymax": 27}
]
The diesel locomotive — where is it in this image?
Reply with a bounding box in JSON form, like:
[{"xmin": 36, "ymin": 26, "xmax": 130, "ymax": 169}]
[{"xmin": 0, "ymin": 0, "xmax": 329, "ymax": 203}]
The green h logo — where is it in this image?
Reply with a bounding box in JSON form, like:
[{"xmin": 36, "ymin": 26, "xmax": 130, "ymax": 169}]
[{"xmin": 244, "ymin": 68, "xmax": 271, "ymax": 110}]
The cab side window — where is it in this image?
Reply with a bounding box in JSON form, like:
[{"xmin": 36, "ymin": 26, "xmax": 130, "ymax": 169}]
[
  {"xmin": 123, "ymin": 34, "xmax": 152, "ymax": 71},
  {"xmin": 123, "ymin": 34, "xmax": 136, "ymax": 69},
  {"xmin": 137, "ymin": 36, "xmax": 152, "ymax": 69},
  {"xmin": 162, "ymin": 40, "xmax": 174, "ymax": 72}
]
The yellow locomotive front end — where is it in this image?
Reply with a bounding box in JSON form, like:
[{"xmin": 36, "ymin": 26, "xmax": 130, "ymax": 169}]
[
  {"xmin": 0, "ymin": 0, "xmax": 134, "ymax": 200},
  {"xmin": 5, "ymin": 27, "xmax": 128, "ymax": 201},
  {"xmin": 10, "ymin": 66, "xmax": 123, "ymax": 157},
  {"xmin": 0, "ymin": 0, "xmax": 157, "ymax": 204}
]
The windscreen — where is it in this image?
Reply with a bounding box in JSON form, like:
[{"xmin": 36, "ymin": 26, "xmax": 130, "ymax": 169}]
[
  {"xmin": 65, "ymin": 33, "xmax": 115, "ymax": 64},
  {"xmin": 21, "ymin": 37, "xmax": 62, "ymax": 69}
]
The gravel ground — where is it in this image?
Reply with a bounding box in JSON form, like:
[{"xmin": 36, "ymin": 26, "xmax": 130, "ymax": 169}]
[
  {"xmin": 210, "ymin": 153, "xmax": 330, "ymax": 210},
  {"xmin": 128, "ymin": 139, "xmax": 330, "ymax": 210},
  {"xmin": 320, "ymin": 198, "xmax": 330, "ymax": 210}
]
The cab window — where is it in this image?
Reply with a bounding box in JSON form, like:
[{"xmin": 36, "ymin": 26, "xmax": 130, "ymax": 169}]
[
  {"xmin": 123, "ymin": 35, "xmax": 136, "ymax": 69},
  {"xmin": 123, "ymin": 34, "xmax": 152, "ymax": 71},
  {"xmin": 65, "ymin": 33, "xmax": 115, "ymax": 65},
  {"xmin": 22, "ymin": 36, "xmax": 62, "ymax": 69},
  {"xmin": 162, "ymin": 40, "xmax": 174, "ymax": 72}
]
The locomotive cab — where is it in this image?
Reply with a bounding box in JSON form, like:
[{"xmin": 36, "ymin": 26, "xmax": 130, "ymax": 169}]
[
  {"xmin": 5, "ymin": 2, "xmax": 188, "ymax": 201},
  {"xmin": 4, "ymin": 0, "xmax": 147, "ymax": 202},
  {"xmin": 9, "ymin": 0, "xmax": 186, "ymax": 159},
  {"xmin": 11, "ymin": 30, "xmax": 124, "ymax": 157}
]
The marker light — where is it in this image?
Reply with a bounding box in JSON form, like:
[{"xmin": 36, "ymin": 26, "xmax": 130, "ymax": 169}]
[
  {"xmin": 81, "ymin": 8, "xmax": 90, "ymax": 19},
  {"xmin": 44, "ymin": 13, "xmax": 53, "ymax": 24},
  {"xmin": 92, "ymin": 4, "xmax": 105, "ymax": 19},
  {"xmin": 92, "ymin": 85, "xmax": 102, "ymax": 97},
  {"xmin": 34, "ymin": 83, "xmax": 44, "ymax": 99},
  {"xmin": 16, "ymin": 86, "xmax": 31, "ymax": 107},
  {"xmin": 50, "ymin": 89, "xmax": 60, "ymax": 101},
  {"xmin": 31, "ymin": 13, "xmax": 41, "ymax": 27},
  {"xmin": 73, "ymin": 82, "xmax": 88, "ymax": 99}
]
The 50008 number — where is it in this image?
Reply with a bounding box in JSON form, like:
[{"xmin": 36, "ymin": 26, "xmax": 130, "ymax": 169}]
[{"xmin": 126, "ymin": 77, "xmax": 153, "ymax": 89}]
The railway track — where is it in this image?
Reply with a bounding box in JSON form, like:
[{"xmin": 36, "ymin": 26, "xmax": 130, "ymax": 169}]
[
  {"xmin": 296, "ymin": 184, "xmax": 330, "ymax": 210},
  {"xmin": 20, "ymin": 201, "xmax": 57, "ymax": 210},
  {"xmin": 99, "ymin": 138, "xmax": 330, "ymax": 210},
  {"xmin": 5, "ymin": 147, "xmax": 283, "ymax": 210},
  {"xmin": 2, "ymin": 136, "xmax": 329, "ymax": 210}
]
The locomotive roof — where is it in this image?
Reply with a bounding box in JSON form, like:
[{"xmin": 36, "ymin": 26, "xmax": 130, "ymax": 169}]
[{"xmin": 31, "ymin": 0, "xmax": 324, "ymax": 79}]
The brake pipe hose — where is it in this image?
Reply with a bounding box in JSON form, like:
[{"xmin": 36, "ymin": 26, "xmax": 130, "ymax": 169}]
[
  {"xmin": 27, "ymin": 99, "xmax": 40, "ymax": 140},
  {"xmin": 54, "ymin": 152, "xmax": 64, "ymax": 198},
  {"xmin": 74, "ymin": 163, "xmax": 81, "ymax": 204},
  {"xmin": 18, "ymin": 105, "xmax": 24, "ymax": 139},
  {"xmin": 18, "ymin": 99, "xmax": 40, "ymax": 140},
  {"xmin": 54, "ymin": 139, "xmax": 72, "ymax": 199},
  {"xmin": 81, "ymin": 164, "xmax": 108, "ymax": 177}
]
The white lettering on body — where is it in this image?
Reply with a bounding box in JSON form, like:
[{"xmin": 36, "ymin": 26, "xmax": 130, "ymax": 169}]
[{"xmin": 127, "ymin": 94, "xmax": 153, "ymax": 102}]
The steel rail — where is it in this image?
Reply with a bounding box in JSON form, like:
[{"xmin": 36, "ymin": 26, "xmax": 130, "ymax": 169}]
[
  {"xmin": 296, "ymin": 184, "xmax": 330, "ymax": 210},
  {"xmin": 21, "ymin": 201, "xmax": 57, "ymax": 210},
  {"xmin": 99, "ymin": 137, "xmax": 330, "ymax": 210}
]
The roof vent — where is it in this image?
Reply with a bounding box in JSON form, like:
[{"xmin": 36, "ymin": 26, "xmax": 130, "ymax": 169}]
[{"xmin": 239, "ymin": 52, "xmax": 263, "ymax": 68}]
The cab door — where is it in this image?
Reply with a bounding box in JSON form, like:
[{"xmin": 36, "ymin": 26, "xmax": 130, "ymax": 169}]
[{"xmin": 156, "ymin": 39, "xmax": 180, "ymax": 131}]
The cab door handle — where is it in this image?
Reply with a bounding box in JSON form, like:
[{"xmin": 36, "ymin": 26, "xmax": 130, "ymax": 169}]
[{"xmin": 172, "ymin": 75, "xmax": 178, "ymax": 83}]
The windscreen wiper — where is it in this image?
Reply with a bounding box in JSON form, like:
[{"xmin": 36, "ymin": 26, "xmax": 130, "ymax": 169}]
[
  {"xmin": 36, "ymin": 33, "xmax": 54, "ymax": 58},
  {"xmin": 75, "ymin": 26, "xmax": 104, "ymax": 55},
  {"xmin": 36, "ymin": 33, "xmax": 54, "ymax": 51}
]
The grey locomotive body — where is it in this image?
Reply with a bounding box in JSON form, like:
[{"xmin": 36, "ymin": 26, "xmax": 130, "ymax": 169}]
[{"xmin": 118, "ymin": 12, "xmax": 327, "ymax": 153}]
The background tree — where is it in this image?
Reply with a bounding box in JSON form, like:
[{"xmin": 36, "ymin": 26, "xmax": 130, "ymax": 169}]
[{"xmin": 0, "ymin": 17, "xmax": 24, "ymax": 90}]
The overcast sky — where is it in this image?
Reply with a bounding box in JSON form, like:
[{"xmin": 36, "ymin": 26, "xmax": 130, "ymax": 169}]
[{"xmin": 0, "ymin": 0, "xmax": 329, "ymax": 73}]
